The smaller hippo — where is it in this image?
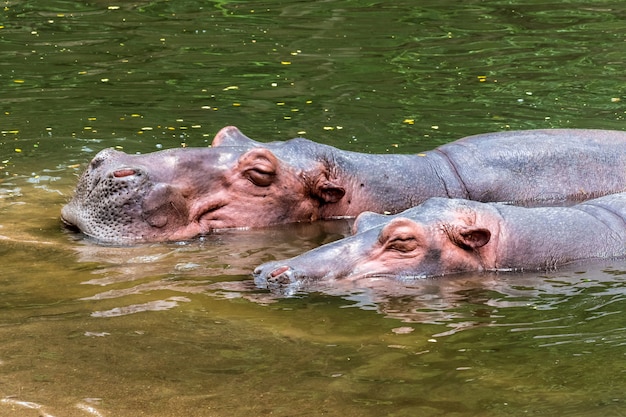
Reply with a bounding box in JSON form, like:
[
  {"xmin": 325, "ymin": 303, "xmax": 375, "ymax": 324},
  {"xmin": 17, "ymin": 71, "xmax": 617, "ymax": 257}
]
[{"xmin": 254, "ymin": 193, "xmax": 626, "ymax": 295}]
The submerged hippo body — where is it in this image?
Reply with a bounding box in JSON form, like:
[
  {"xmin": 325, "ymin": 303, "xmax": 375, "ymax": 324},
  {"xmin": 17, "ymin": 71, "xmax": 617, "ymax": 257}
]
[
  {"xmin": 254, "ymin": 193, "xmax": 626, "ymax": 295},
  {"xmin": 62, "ymin": 126, "xmax": 626, "ymax": 243}
]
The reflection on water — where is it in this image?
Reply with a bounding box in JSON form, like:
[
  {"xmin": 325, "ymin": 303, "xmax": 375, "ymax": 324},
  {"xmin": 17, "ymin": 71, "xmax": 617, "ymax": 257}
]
[{"xmin": 2, "ymin": 0, "xmax": 626, "ymax": 415}]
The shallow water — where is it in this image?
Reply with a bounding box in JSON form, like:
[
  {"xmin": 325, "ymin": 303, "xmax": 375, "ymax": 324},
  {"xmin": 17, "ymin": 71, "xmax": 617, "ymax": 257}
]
[{"xmin": 2, "ymin": 0, "xmax": 626, "ymax": 416}]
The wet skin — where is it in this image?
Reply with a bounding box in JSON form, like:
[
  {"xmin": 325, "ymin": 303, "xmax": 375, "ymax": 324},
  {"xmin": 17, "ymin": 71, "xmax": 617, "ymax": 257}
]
[
  {"xmin": 62, "ymin": 126, "xmax": 626, "ymax": 243},
  {"xmin": 254, "ymin": 193, "xmax": 626, "ymax": 296}
]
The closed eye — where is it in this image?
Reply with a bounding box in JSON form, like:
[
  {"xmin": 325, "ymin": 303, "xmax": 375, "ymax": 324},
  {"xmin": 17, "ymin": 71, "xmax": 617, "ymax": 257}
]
[
  {"xmin": 246, "ymin": 167, "xmax": 275, "ymax": 187},
  {"xmin": 385, "ymin": 235, "xmax": 419, "ymax": 252}
]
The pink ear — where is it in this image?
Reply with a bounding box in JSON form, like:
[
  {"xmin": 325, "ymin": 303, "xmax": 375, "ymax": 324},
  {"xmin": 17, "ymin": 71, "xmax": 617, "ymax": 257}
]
[
  {"xmin": 315, "ymin": 180, "xmax": 345, "ymax": 203},
  {"xmin": 452, "ymin": 226, "xmax": 491, "ymax": 249}
]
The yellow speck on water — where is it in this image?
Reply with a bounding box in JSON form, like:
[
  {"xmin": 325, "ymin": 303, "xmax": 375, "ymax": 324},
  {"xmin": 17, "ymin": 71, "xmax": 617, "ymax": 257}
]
[
  {"xmin": 14, "ymin": 148, "xmax": 22, "ymax": 153},
  {"xmin": 88, "ymin": 117, "xmax": 97, "ymax": 121},
  {"xmin": 477, "ymin": 75, "xmax": 487, "ymax": 82},
  {"xmin": 611, "ymin": 97, "xmax": 621, "ymax": 103},
  {"xmin": 191, "ymin": 125, "xmax": 201, "ymax": 129},
  {"xmin": 283, "ymin": 116, "xmax": 291, "ymax": 120},
  {"xmin": 417, "ymin": 153, "xmax": 427, "ymax": 157},
  {"xmin": 431, "ymin": 125, "xmax": 439, "ymax": 130},
  {"xmin": 297, "ymin": 130, "xmax": 306, "ymax": 135},
  {"xmin": 223, "ymin": 85, "xmax": 239, "ymax": 91},
  {"xmin": 107, "ymin": 5, "xmax": 120, "ymax": 10},
  {"xmin": 100, "ymin": 78, "xmax": 109, "ymax": 82},
  {"xmin": 115, "ymin": 146, "xmax": 123, "ymax": 150},
  {"xmin": 323, "ymin": 126, "xmax": 334, "ymax": 131},
  {"xmin": 141, "ymin": 127, "xmax": 153, "ymax": 131},
  {"xmin": 306, "ymin": 100, "xmax": 313, "ymax": 104},
  {"xmin": 232, "ymin": 103, "xmax": 241, "ymax": 107},
  {"xmin": 78, "ymin": 71, "xmax": 87, "ymax": 75},
  {"xmin": 13, "ymin": 79, "xmax": 24, "ymax": 84},
  {"xmin": 276, "ymin": 102, "xmax": 285, "ymax": 106},
  {"xmin": 403, "ymin": 119, "xmax": 414, "ymax": 125},
  {"xmin": 131, "ymin": 114, "xmax": 142, "ymax": 118},
  {"xmin": 281, "ymin": 61, "xmax": 291, "ymax": 65}
]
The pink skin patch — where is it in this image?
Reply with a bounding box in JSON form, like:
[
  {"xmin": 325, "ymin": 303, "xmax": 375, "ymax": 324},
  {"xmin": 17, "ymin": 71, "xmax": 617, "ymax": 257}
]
[
  {"xmin": 113, "ymin": 169, "xmax": 136, "ymax": 178},
  {"xmin": 270, "ymin": 265, "xmax": 291, "ymax": 277}
]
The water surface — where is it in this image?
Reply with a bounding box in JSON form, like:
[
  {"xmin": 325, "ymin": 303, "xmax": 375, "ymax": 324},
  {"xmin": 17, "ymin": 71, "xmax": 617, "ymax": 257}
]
[{"xmin": 1, "ymin": 1, "xmax": 626, "ymax": 416}]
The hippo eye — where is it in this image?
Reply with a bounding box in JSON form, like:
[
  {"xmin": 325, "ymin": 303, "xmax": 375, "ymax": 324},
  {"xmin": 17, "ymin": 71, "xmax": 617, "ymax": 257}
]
[
  {"xmin": 378, "ymin": 218, "xmax": 423, "ymax": 254},
  {"xmin": 385, "ymin": 235, "xmax": 420, "ymax": 253},
  {"xmin": 245, "ymin": 167, "xmax": 275, "ymax": 187}
]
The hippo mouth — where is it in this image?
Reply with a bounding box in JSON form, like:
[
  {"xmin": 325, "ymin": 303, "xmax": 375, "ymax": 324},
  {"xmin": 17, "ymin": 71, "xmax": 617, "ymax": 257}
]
[{"xmin": 253, "ymin": 261, "xmax": 439, "ymax": 296}]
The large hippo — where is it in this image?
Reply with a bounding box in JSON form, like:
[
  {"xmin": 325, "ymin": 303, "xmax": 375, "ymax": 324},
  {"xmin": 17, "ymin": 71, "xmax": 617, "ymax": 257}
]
[
  {"xmin": 62, "ymin": 126, "xmax": 626, "ymax": 243},
  {"xmin": 254, "ymin": 193, "xmax": 626, "ymax": 295}
]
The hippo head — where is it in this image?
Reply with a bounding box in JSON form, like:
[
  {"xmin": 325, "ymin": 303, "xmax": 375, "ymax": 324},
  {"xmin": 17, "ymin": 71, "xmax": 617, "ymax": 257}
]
[
  {"xmin": 253, "ymin": 198, "xmax": 501, "ymax": 295},
  {"xmin": 61, "ymin": 126, "xmax": 346, "ymax": 243}
]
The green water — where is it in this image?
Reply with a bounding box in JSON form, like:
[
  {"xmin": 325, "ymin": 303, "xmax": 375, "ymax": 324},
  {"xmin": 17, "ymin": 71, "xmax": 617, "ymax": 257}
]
[{"xmin": 1, "ymin": 0, "xmax": 626, "ymax": 415}]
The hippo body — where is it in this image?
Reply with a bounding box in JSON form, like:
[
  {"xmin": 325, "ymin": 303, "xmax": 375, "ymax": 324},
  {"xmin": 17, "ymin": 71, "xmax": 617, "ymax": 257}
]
[
  {"xmin": 254, "ymin": 193, "xmax": 626, "ymax": 295},
  {"xmin": 62, "ymin": 127, "xmax": 626, "ymax": 243}
]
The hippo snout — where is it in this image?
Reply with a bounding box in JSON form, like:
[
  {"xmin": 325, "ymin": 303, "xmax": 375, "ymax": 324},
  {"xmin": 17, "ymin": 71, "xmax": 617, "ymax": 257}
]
[{"xmin": 253, "ymin": 264, "xmax": 303, "ymax": 295}]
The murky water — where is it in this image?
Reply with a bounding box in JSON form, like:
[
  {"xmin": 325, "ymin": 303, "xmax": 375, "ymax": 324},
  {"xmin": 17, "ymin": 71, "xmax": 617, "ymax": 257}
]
[{"xmin": 2, "ymin": 0, "xmax": 626, "ymax": 416}]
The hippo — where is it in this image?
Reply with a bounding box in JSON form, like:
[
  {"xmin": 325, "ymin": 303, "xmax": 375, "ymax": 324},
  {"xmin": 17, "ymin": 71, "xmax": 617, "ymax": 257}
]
[
  {"xmin": 253, "ymin": 193, "xmax": 626, "ymax": 295},
  {"xmin": 62, "ymin": 126, "xmax": 626, "ymax": 243}
]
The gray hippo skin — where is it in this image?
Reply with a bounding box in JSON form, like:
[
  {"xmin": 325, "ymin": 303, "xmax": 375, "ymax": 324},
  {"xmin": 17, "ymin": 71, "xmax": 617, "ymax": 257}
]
[
  {"xmin": 254, "ymin": 193, "xmax": 626, "ymax": 295},
  {"xmin": 62, "ymin": 126, "xmax": 626, "ymax": 243}
]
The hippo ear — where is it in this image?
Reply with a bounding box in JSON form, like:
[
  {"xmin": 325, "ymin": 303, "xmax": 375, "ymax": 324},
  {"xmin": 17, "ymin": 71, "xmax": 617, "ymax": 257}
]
[
  {"xmin": 451, "ymin": 225, "xmax": 491, "ymax": 250},
  {"xmin": 313, "ymin": 178, "xmax": 345, "ymax": 203},
  {"xmin": 237, "ymin": 148, "xmax": 278, "ymax": 187}
]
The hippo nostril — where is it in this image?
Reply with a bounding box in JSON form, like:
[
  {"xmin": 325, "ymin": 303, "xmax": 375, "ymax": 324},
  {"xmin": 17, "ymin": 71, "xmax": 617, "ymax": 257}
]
[
  {"xmin": 270, "ymin": 265, "xmax": 291, "ymax": 278},
  {"xmin": 266, "ymin": 266, "xmax": 297, "ymax": 286},
  {"xmin": 113, "ymin": 169, "xmax": 138, "ymax": 178}
]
